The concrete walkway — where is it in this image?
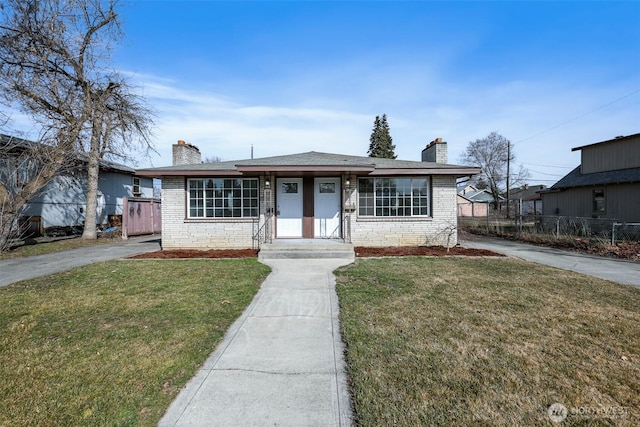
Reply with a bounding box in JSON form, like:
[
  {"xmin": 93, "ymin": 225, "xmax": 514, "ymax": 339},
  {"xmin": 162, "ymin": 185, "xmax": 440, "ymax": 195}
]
[
  {"xmin": 159, "ymin": 258, "xmax": 354, "ymax": 427},
  {"xmin": 461, "ymin": 235, "xmax": 640, "ymax": 288},
  {"xmin": 0, "ymin": 236, "xmax": 161, "ymax": 287}
]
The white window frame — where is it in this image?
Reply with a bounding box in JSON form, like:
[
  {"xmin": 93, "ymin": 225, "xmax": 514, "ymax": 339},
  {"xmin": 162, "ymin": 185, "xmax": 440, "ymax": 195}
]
[
  {"xmin": 358, "ymin": 177, "xmax": 430, "ymax": 218},
  {"xmin": 132, "ymin": 176, "xmax": 141, "ymax": 196},
  {"xmin": 187, "ymin": 178, "xmax": 259, "ymax": 219}
]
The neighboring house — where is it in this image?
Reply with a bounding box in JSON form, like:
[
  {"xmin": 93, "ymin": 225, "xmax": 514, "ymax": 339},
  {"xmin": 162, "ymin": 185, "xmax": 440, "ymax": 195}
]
[
  {"xmin": 456, "ymin": 184, "xmax": 503, "ymax": 217},
  {"xmin": 137, "ymin": 138, "xmax": 481, "ymax": 249},
  {"xmin": 540, "ymin": 133, "xmax": 640, "ymax": 222},
  {"xmin": 457, "ymin": 184, "xmax": 498, "ymax": 203},
  {"xmin": 1, "ymin": 134, "xmax": 155, "ymax": 236},
  {"xmin": 508, "ymin": 184, "xmax": 546, "ymax": 215}
]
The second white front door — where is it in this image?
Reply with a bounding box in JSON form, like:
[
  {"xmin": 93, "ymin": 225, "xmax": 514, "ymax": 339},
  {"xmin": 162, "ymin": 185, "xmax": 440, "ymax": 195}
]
[
  {"xmin": 314, "ymin": 178, "xmax": 341, "ymax": 238},
  {"xmin": 277, "ymin": 178, "xmax": 303, "ymax": 237}
]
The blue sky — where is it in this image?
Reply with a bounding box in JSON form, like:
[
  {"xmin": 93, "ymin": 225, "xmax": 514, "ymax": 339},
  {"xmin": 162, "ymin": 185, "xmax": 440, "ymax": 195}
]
[{"xmin": 9, "ymin": 1, "xmax": 640, "ymax": 184}]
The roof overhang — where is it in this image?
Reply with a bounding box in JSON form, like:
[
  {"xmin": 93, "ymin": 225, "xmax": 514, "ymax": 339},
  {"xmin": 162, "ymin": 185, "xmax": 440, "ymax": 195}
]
[
  {"xmin": 368, "ymin": 167, "xmax": 481, "ymax": 177},
  {"xmin": 137, "ymin": 166, "xmax": 481, "ymax": 179},
  {"xmin": 236, "ymin": 165, "xmax": 375, "ymax": 173},
  {"xmin": 136, "ymin": 169, "xmax": 242, "ymax": 178}
]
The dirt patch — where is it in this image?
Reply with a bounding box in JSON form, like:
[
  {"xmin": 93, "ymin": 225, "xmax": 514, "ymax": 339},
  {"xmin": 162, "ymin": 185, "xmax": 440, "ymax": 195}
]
[
  {"xmin": 552, "ymin": 238, "xmax": 640, "ymax": 261},
  {"xmin": 128, "ymin": 249, "xmax": 259, "ymax": 259},
  {"xmin": 491, "ymin": 233, "xmax": 640, "ymax": 262},
  {"xmin": 354, "ymin": 246, "xmax": 504, "ymax": 258}
]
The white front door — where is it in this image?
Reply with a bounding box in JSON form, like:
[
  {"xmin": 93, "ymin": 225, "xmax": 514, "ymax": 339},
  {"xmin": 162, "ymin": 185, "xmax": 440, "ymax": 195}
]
[
  {"xmin": 277, "ymin": 178, "xmax": 303, "ymax": 237},
  {"xmin": 314, "ymin": 178, "xmax": 341, "ymax": 238}
]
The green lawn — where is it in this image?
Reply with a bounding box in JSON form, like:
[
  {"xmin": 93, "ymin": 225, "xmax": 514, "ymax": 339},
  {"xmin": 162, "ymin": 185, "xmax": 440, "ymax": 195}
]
[
  {"xmin": 335, "ymin": 257, "xmax": 640, "ymax": 426},
  {"xmin": 0, "ymin": 259, "xmax": 271, "ymax": 426}
]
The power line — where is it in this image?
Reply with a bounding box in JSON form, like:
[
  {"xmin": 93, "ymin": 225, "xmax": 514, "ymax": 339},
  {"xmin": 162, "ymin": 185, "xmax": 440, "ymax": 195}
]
[
  {"xmin": 517, "ymin": 162, "xmax": 575, "ymax": 169},
  {"xmin": 512, "ymin": 88, "xmax": 640, "ymax": 146},
  {"xmin": 524, "ymin": 169, "xmax": 566, "ymax": 177}
]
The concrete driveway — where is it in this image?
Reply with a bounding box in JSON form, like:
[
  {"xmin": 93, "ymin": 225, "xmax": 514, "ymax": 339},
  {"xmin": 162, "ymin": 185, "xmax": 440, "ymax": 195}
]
[
  {"xmin": 0, "ymin": 236, "xmax": 161, "ymax": 287},
  {"xmin": 461, "ymin": 235, "xmax": 640, "ymax": 289}
]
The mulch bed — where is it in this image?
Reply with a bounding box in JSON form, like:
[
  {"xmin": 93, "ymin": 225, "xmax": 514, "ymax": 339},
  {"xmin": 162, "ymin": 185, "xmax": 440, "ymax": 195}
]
[
  {"xmin": 129, "ymin": 246, "xmax": 502, "ymax": 259},
  {"xmin": 354, "ymin": 246, "xmax": 504, "ymax": 257},
  {"xmin": 128, "ymin": 249, "xmax": 259, "ymax": 259}
]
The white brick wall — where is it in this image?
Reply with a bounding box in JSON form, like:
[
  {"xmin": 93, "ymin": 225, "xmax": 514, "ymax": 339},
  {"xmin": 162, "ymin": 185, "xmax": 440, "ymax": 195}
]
[
  {"xmin": 161, "ymin": 174, "xmax": 459, "ymax": 249},
  {"xmin": 350, "ymin": 176, "xmax": 459, "ymax": 247},
  {"xmin": 161, "ymin": 176, "xmax": 259, "ymax": 249}
]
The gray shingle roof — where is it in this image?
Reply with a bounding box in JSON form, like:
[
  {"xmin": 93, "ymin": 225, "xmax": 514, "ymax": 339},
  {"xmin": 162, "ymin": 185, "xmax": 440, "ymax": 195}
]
[
  {"xmin": 1, "ymin": 133, "xmax": 137, "ymax": 174},
  {"xmin": 138, "ymin": 151, "xmax": 478, "ymax": 173},
  {"xmin": 549, "ymin": 166, "xmax": 640, "ymax": 190}
]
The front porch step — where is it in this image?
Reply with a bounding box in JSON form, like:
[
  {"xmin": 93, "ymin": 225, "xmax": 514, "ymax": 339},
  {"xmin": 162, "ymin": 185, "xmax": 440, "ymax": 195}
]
[{"xmin": 258, "ymin": 239, "xmax": 355, "ymax": 260}]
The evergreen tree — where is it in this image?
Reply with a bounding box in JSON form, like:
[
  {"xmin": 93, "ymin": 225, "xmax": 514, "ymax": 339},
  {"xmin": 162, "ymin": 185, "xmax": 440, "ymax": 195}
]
[{"xmin": 368, "ymin": 114, "xmax": 397, "ymax": 159}]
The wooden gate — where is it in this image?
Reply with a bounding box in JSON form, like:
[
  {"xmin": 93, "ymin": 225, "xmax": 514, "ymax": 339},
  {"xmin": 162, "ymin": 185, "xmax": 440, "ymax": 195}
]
[{"xmin": 122, "ymin": 197, "xmax": 161, "ymax": 239}]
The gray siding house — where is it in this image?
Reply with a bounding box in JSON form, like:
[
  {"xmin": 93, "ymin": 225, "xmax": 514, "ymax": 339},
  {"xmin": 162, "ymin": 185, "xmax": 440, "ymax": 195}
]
[
  {"xmin": 1, "ymin": 134, "xmax": 154, "ymax": 235},
  {"xmin": 540, "ymin": 133, "xmax": 640, "ymax": 222},
  {"xmin": 137, "ymin": 139, "xmax": 481, "ymax": 249}
]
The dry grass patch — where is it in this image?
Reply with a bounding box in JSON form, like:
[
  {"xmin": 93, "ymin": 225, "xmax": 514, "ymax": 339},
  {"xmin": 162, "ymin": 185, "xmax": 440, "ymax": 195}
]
[
  {"xmin": 0, "ymin": 259, "xmax": 270, "ymax": 426},
  {"xmin": 335, "ymin": 257, "xmax": 639, "ymax": 426},
  {"xmin": 0, "ymin": 236, "xmax": 115, "ymax": 260}
]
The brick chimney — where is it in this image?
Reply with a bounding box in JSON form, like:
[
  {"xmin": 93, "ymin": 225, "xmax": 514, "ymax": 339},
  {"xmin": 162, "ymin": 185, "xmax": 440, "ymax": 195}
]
[
  {"xmin": 172, "ymin": 140, "xmax": 202, "ymax": 166},
  {"xmin": 421, "ymin": 137, "xmax": 448, "ymax": 163}
]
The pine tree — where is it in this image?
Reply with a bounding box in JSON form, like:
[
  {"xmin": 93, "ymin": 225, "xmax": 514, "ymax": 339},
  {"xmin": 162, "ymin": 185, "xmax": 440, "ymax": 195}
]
[{"xmin": 367, "ymin": 114, "xmax": 397, "ymax": 159}]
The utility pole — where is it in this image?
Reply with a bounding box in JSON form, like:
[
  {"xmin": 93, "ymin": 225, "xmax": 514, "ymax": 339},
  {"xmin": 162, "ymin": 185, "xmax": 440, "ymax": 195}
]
[{"xmin": 506, "ymin": 140, "xmax": 511, "ymax": 219}]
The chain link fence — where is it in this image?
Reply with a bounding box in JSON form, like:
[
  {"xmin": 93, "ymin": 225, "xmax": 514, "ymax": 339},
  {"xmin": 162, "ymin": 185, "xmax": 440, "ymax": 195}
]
[{"xmin": 459, "ymin": 214, "xmax": 640, "ymax": 245}]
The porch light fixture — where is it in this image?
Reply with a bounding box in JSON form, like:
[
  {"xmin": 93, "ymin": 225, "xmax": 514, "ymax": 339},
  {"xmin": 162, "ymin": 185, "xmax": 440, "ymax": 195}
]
[
  {"xmin": 345, "ymin": 177, "xmax": 351, "ymax": 187},
  {"xmin": 265, "ymin": 177, "xmax": 270, "ymax": 188}
]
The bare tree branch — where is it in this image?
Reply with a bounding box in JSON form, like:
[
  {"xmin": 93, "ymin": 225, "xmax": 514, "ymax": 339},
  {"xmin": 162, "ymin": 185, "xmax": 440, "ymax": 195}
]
[
  {"xmin": 0, "ymin": 0, "xmax": 155, "ymax": 247},
  {"xmin": 459, "ymin": 131, "xmax": 530, "ymax": 208}
]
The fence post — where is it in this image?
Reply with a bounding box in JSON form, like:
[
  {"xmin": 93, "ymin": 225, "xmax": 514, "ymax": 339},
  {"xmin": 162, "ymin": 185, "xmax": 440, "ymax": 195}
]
[
  {"xmin": 486, "ymin": 203, "xmax": 490, "ymax": 230},
  {"xmin": 556, "ymin": 218, "xmax": 560, "ymax": 239},
  {"xmin": 518, "ymin": 199, "xmax": 523, "ymax": 233},
  {"xmin": 122, "ymin": 197, "xmax": 128, "ymax": 240},
  {"xmin": 611, "ymin": 222, "xmax": 616, "ymax": 246}
]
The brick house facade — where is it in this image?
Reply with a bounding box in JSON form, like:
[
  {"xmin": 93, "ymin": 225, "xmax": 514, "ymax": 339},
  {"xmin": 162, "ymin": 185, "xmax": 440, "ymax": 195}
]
[{"xmin": 137, "ymin": 139, "xmax": 480, "ymax": 249}]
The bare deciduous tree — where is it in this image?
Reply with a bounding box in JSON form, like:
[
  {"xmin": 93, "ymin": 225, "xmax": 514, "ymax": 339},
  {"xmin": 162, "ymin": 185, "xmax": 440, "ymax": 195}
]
[
  {"xmin": 203, "ymin": 156, "xmax": 222, "ymax": 163},
  {"xmin": 459, "ymin": 131, "xmax": 529, "ymax": 209},
  {"xmin": 0, "ymin": 0, "xmax": 154, "ymax": 245},
  {"xmin": 0, "ymin": 134, "xmax": 79, "ymax": 251}
]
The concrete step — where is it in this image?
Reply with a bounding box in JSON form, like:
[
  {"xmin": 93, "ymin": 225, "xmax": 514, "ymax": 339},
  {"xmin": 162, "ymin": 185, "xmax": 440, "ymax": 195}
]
[{"xmin": 258, "ymin": 239, "xmax": 355, "ymax": 260}]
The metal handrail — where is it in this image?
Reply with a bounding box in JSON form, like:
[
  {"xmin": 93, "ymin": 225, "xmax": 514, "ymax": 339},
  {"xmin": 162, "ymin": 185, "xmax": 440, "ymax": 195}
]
[
  {"xmin": 252, "ymin": 213, "xmax": 273, "ymax": 250},
  {"xmin": 342, "ymin": 213, "xmax": 352, "ymax": 243}
]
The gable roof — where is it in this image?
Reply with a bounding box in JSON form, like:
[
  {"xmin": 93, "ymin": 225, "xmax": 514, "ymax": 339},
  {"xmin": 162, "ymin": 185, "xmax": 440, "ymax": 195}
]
[
  {"xmin": 571, "ymin": 132, "xmax": 640, "ymax": 152},
  {"xmin": 460, "ymin": 189, "xmax": 500, "ymax": 202},
  {"xmin": 544, "ymin": 165, "xmax": 640, "ymax": 191},
  {"xmin": 137, "ymin": 151, "xmax": 481, "ymax": 177},
  {"xmin": 508, "ymin": 184, "xmax": 547, "ymax": 200}
]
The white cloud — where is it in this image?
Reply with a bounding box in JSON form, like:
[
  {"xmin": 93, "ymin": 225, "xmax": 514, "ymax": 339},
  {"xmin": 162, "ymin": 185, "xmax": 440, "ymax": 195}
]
[{"xmin": 134, "ymin": 67, "xmax": 638, "ymax": 187}]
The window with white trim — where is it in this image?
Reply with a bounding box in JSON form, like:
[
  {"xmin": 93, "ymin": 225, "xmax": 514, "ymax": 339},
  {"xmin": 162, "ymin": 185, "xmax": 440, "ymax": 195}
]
[
  {"xmin": 132, "ymin": 176, "xmax": 141, "ymax": 196},
  {"xmin": 188, "ymin": 178, "xmax": 259, "ymax": 218},
  {"xmin": 358, "ymin": 177, "xmax": 430, "ymax": 217}
]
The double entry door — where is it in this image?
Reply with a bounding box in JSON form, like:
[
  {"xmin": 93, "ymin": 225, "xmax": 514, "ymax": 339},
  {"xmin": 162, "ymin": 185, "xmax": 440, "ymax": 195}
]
[{"xmin": 276, "ymin": 177, "xmax": 341, "ymax": 238}]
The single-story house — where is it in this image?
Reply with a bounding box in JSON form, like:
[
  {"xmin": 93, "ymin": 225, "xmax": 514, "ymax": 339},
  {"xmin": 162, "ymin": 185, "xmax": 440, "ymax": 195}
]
[
  {"xmin": 137, "ymin": 138, "xmax": 481, "ymax": 249},
  {"xmin": 456, "ymin": 184, "xmax": 503, "ymax": 217},
  {"xmin": 457, "ymin": 193, "xmax": 488, "ymax": 217},
  {"xmin": 540, "ymin": 132, "xmax": 640, "ymax": 222},
  {"xmin": 508, "ymin": 184, "xmax": 546, "ymax": 215},
  {"xmin": 1, "ymin": 133, "xmax": 155, "ymax": 236}
]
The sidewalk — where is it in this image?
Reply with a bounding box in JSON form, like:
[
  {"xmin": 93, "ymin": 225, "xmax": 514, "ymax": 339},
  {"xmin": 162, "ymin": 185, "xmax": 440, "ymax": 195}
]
[
  {"xmin": 0, "ymin": 236, "xmax": 161, "ymax": 287},
  {"xmin": 461, "ymin": 235, "xmax": 640, "ymax": 289},
  {"xmin": 159, "ymin": 258, "xmax": 354, "ymax": 427}
]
